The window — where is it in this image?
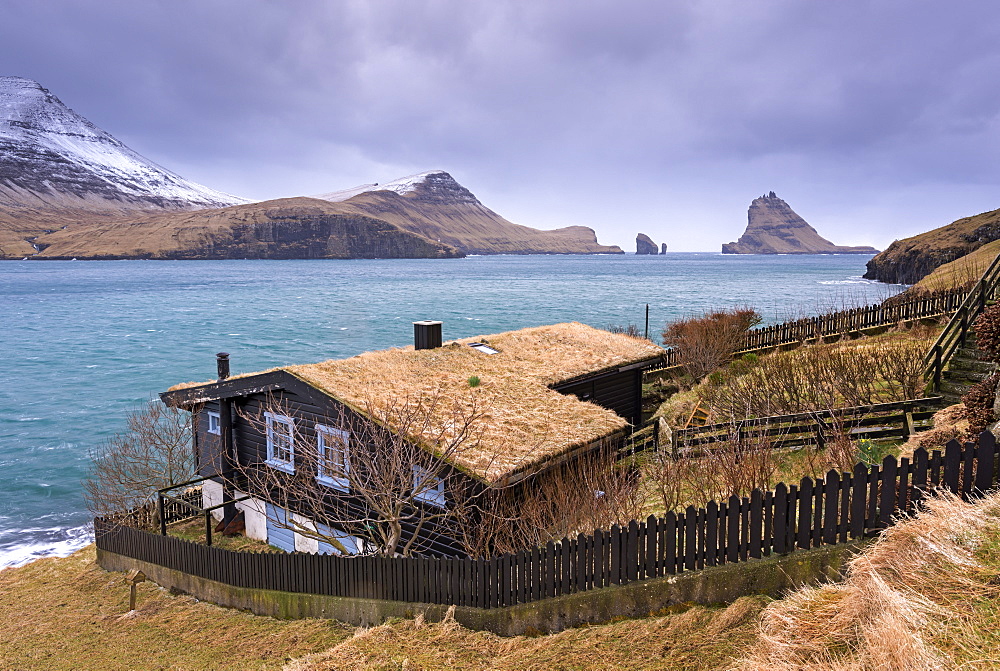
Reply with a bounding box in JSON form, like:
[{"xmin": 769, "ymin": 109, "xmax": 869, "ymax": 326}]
[
  {"xmin": 264, "ymin": 412, "xmax": 295, "ymax": 473},
  {"xmin": 412, "ymin": 465, "xmax": 446, "ymax": 507},
  {"xmin": 207, "ymin": 411, "xmax": 221, "ymax": 435},
  {"xmin": 316, "ymin": 424, "xmax": 349, "ymax": 490},
  {"xmin": 468, "ymin": 342, "xmax": 499, "ymax": 354}
]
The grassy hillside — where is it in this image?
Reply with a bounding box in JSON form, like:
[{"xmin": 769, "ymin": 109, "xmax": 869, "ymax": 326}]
[
  {"xmin": 912, "ymin": 239, "xmax": 1000, "ymax": 292},
  {"xmin": 865, "ymin": 206, "xmax": 1000, "ymax": 284},
  {"xmin": 0, "ymin": 547, "xmax": 764, "ymax": 670}
]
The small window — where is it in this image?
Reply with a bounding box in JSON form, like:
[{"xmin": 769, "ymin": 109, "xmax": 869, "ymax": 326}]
[
  {"xmin": 468, "ymin": 342, "xmax": 499, "ymax": 355},
  {"xmin": 207, "ymin": 411, "xmax": 221, "ymax": 435},
  {"xmin": 265, "ymin": 412, "xmax": 295, "ymax": 473},
  {"xmin": 412, "ymin": 465, "xmax": 446, "ymax": 507},
  {"xmin": 316, "ymin": 424, "xmax": 349, "ymax": 490}
]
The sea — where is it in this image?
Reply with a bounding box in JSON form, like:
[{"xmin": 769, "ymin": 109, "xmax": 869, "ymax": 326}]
[{"xmin": 0, "ymin": 253, "xmax": 904, "ymax": 568}]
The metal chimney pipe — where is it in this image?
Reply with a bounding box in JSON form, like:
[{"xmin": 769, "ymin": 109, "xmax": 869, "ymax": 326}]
[
  {"xmin": 413, "ymin": 321, "xmax": 443, "ymax": 350},
  {"xmin": 216, "ymin": 352, "xmax": 230, "ymax": 380}
]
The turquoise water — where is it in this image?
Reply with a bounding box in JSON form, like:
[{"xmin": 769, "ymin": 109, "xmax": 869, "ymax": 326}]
[{"xmin": 0, "ymin": 253, "xmax": 901, "ymax": 566}]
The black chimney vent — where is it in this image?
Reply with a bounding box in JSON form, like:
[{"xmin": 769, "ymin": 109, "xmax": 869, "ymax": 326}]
[
  {"xmin": 216, "ymin": 352, "xmax": 230, "ymax": 380},
  {"xmin": 413, "ymin": 321, "xmax": 443, "ymax": 350}
]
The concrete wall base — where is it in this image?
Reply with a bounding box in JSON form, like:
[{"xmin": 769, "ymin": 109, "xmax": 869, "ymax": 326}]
[{"xmin": 97, "ymin": 542, "xmax": 864, "ymax": 636}]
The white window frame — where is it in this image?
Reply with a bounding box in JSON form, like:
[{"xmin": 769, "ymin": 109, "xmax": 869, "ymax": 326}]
[
  {"xmin": 264, "ymin": 412, "xmax": 295, "ymax": 473},
  {"xmin": 315, "ymin": 424, "xmax": 350, "ymax": 491},
  {"xmin": 207, "ymin": 411, "xmax": 221, "ymax": 435},
  {"xmin": 412, "ymin": 465, "xmax": 446, "ymax": 508}
]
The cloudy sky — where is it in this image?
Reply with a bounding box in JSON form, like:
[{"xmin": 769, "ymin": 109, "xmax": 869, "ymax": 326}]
[{"xmin": 4, "ymin": 1, "xmax": 999, "ymax": 251}]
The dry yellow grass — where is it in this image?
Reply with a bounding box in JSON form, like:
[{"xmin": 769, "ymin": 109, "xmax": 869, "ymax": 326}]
[
  {"xmin": 0, "ymin": 546, "xmax": 354, "ymax": 670},
  {"xmin": 737, "ymin": 492, "xmax": 1000, "ymax": 670},
  {"xmin": 174, "ymin": 323, "xmax": 663, "ymax": 482},
  {"xmin": 283, "ymin": 597, "xmax": 766, "ymax": 671},
  {"xmin": 912, "ymin": 240, "xmax": 1000, "ymax": 292},
  {"xmin": 0, "ymin": 545, "xmax": 765, "ymax": 671}
]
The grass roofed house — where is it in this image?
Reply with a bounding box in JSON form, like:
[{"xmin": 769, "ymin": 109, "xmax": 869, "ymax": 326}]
[{"xmin": 160, "ymin": 321, "xmax": 664, "ymax": 557}]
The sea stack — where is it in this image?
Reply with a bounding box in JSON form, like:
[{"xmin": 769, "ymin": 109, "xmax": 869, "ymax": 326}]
[
  {"xmin": 722, "ymin": 192, "xmax": 878, "ymax": 255},
  {"xmin": 660, "ymin": 243, "xmax": 668, "ymax": 254},
  {"xmin": 636, "ymin": 233, "xmax": 657, "ymax": 255}
]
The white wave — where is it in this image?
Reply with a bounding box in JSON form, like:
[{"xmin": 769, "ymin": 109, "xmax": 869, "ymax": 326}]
[{"xmin": 0, "ymin": 523, "xmax": 93, "ymax": 569}]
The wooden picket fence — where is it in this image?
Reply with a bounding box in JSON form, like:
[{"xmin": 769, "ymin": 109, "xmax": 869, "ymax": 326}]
[
  {"xmin": 673, "ymin": 397, "xmax": 942, "ymax": 452},
  {"xmin": 647, "ymin": 286, "xmax": 966, "ymax": 373},
  {"xmin": 95, "ymin": 431, "xmax": 1000, "ymax": 609}
]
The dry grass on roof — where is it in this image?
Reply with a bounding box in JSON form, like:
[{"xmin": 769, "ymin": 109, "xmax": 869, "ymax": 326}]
[{"xmin": 287, "ymin": 323, "xmax": 662, "ymax": 482}]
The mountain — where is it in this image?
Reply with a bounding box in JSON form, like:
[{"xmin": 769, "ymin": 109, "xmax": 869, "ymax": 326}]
[
  {"xmin": 864, "ymin": 206, "xmax": 1000, "ymax": 285},
  {"xmin": 0, "ymin": 76, "xmax": 248, "ymax": 257},
  {"xmin": 311, "ymin": 171, "xmax": 623, "ymax": 256},
  {"xmin": 0, "ymin": 76, "xmax": 245, "ymax": 211},
  {"xmin": 722, "ymin": 192, "xmax": 878, "ymax": 255},
  {"xmin": 0, "ymin": 77, "xmax": 619, "ymax": 259}
]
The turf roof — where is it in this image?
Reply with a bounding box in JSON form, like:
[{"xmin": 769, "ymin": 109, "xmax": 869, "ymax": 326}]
[{"xmin": 174, "ymin": 322, "xmax": 664, "ymax": 482}]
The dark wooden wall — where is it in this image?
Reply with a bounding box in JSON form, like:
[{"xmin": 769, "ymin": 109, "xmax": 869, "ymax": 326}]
[{"xmin": 552, "ymin": 368, "xmax": 643, "ymax": 427}]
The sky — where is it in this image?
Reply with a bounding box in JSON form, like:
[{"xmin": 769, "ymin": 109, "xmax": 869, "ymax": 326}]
[{"xmin": 3, "ymin": 0, "xmax": 1000, "ymax": 252}]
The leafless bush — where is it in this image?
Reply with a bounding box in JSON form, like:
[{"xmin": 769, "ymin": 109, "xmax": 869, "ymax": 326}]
[
  {"xmin": 704, "ymin": 337, "xmax": 930, "ymax": 421},
  {"xmin": 458, "ymin": 447, "xmax": 645, "ymax": 558},
  {"xmin": 232, "ymin": 393, "xmax": 493, "ymax": 557},
  {"xmin": 606, "ymin": 323, "xmax": 646, "ymax": 339},
  {"xmin": 647, "ymin": 428, "xmax": 779, "ymax": 512},
  {"xmin": 83, "ymin": 400, "xmax": 196, "ymax": 528},
  {"xmin": 662, "ymin": 307, "xmax": 762, "ymax": 381}
]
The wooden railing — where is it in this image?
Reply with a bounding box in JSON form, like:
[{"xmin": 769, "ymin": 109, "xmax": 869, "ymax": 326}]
[
  {"xmin": 96, "ymin": 431, "xmax": 1000, "ymax": 610},
  {"xmin": 673, "ymin": 397, "xmax": 943, "ymax": 452},
  {"xmin": 924, "ymin": 251, "xmax": 1000, "ymax": 391}
]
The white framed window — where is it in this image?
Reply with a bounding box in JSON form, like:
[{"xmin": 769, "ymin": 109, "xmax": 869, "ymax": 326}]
[
  {"xmin": 316, "ymin": 424, "xmax": 350, "ymax": 490},
  {"xmin": 264, "ymin": 412, "xmax": 295, "ymax": 473},
  {"xmin": 207, "ymin": 411, "xmax": 221, "ymax": 435},
  {"xmin": 412, "ymin": 465, "xmax": 446, "ymax": 507}
]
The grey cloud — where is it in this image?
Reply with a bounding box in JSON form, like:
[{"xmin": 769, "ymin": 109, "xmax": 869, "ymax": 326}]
[{"xmin": 2, "ymin": 0, "xmax": 1000, "ymax": 250}]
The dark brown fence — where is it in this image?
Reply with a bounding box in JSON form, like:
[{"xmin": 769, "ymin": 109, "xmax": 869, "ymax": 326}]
[
  {"xmin": 647, "ymin": 286, "xmax": 966, "ymax": 373},
  {"xmin": 674, "ymin": 397, "xmax": 942, "ymax": 451},
  {"xmin": 95, "ymin": 431, "xmax": 999, "ymax": 609},
  {"xmin": 738, "ymin": 287, "xmax": 965, "ymax": 356}
]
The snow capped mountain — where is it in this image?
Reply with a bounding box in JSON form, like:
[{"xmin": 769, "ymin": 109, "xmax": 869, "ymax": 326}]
[
  {"xmin": 0, "ymin": 76, "xmax": 248, "ymax": 210},
  {"xmin": 312, "ymin": 170, "xmax": 479, "ymax": 205}
]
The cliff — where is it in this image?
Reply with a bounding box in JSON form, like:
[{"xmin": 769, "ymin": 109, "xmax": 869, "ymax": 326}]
[
  {"xmin": 864, "ymin": 206, "xmax": 1000, "ymax": 285},
  {"xmin": 636, "ymin": 233, "xmax": 657, "ymax": 254},
  {"xmin": 722, "ymin": 192, "xmax": 878, "ymax": 255},
  {"xmin": 26, "ymin": 198, "xmax": 462, "ymax": 260}
]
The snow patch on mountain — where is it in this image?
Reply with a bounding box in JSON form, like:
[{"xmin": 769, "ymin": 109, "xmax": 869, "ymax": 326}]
[
  {"xmin": 312, "ymin": 171, "xmax": 446, "ymax": 202},
  {"xmin": 0, "ymin": 76, "xmax": 248, "ymax": 209}
]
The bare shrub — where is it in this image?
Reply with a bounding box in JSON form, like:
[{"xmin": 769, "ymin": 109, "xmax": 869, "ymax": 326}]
[
  {"xmin": 606, "ymin": 323, "xmax": 646, "ymax": 339},
  {"xmin": 650, "ymin": 429, "xmax": 779, "ymax": 512},
  {"xmin": 974, "ymin": 302, "xmax": 1000, "ymax": 362},
  {"xmin": 83, "ymin": 400, "xmax": 196, "ymax": 528},
  {"xmin": 962, "ymin": 372, "xmax": 999, "ymax": 436},
  {"xmin": 703, "ymin": 336, "xmax": 931, "ymax": 422},
  {"xmin": 662, "ymin": 307, "xmax": 762, "ymax": 381},
  {"xmin": 460, "ymin": 447, "xmax": 645, "ymax": 558},
  {"xmin": 232, "ymin": 393, "xmax": 491, "ymax": 557}
]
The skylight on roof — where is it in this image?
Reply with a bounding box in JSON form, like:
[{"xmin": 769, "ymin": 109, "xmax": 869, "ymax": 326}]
[{"xmin": 468, "ymin": 342, "xmax": 499, "ymax": 355}]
